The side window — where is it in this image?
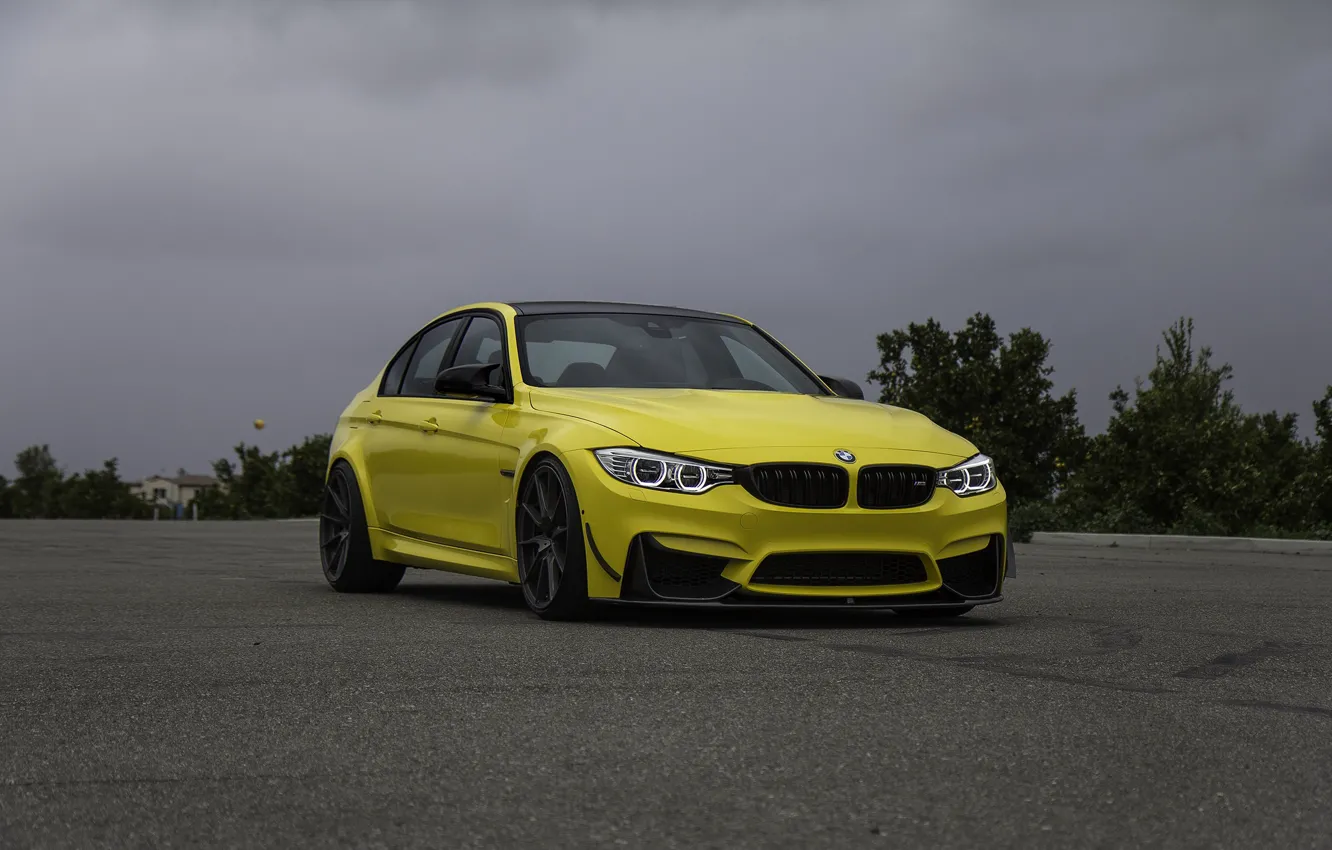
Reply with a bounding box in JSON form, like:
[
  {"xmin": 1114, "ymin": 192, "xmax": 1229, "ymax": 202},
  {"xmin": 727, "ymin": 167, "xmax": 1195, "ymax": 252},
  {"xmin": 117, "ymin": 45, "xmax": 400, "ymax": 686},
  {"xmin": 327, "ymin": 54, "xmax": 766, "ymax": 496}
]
[
  {"xmin": 401, "ymin": 318, "xmax": 464, "ymax": 396},
  {"xmin": 448, "ymin": 316, "xmax": 506, "ymax": 388},
  {"xmin": 380, "ymin": 342, "xmax": 415, "ymax": 396}
]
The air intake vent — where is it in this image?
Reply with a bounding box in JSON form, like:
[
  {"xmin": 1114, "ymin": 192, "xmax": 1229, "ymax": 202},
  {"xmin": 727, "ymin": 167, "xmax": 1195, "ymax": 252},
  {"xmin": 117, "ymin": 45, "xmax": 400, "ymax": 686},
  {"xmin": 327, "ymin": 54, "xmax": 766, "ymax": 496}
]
[
  {"xmin": 751, "ymin": 552, "xmax": 928, "ymax": 586},
  {"xmin": 937, "ymin": 535, "xmax": 1003, "ymax": 598},
  {"xmin": 741, "ymin": 464, "xmax": 848, "ymax": 509},
  {"xmin": 857, "ymin": 465, "xmax": 935, "ymax": 509},
  {"xmin": 631, "ymin": 535, "xmax": 738, "ymax": 601}
]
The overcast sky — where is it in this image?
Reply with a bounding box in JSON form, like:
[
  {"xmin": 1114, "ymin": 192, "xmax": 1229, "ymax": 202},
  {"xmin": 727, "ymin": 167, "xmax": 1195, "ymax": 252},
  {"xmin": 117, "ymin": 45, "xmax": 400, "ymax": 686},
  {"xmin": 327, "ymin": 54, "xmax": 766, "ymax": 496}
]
[{"xmin": 2, "ymin": 0, "xmax": 1330, "ymax": 479}]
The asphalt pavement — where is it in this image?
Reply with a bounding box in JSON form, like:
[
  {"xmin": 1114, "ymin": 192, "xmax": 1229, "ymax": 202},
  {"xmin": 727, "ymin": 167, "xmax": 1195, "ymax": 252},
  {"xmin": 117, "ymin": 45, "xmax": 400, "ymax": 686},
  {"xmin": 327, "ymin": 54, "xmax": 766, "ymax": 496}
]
[{"xmin": 2, "ymin": 520, "xmax": 1330, "ymax": 849}]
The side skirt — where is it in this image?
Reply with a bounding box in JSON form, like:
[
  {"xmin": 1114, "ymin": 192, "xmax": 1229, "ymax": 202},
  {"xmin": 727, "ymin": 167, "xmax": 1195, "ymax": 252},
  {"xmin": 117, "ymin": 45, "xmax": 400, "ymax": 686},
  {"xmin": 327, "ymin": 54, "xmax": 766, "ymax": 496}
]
[{"xmin": 368, "ymin": 527, "xmax": 519, "ymax": 583}]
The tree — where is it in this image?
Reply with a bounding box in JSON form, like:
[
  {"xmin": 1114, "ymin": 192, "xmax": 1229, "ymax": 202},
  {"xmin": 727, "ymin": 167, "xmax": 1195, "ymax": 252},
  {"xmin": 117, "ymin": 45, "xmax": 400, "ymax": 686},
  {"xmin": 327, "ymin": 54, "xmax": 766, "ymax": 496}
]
[
  {"xmin": 1297, "ymin": 386, "xmax": 1332, "ymax": 531},
  {"xmin": 196, "ymin": 444, "xmax": 284, "ymax": 518},
  {"xmin": 276, "ymin": 434, "xmax": 332, "ymax": 517},
  {"xmin": 1054, "ymin": 318, "xmax": 1318, "ymax": 536},
  {"xmin": 868, "ymin": 313, "xmax": 1088, "ymax": 512},
  {"xmin": 195, "ymin": 434, "xmax": 332, "ymax": 519},
  {"xmin": 10, "ymin": 445, "xmax": 65, "ymax": 518},
  {"xmin": 59, "ymin": 459, "xmax": 148, "ymax": 519},
  {"xmin": 0, "ymin": 474, "xmax": 12, "ymax": 518}
]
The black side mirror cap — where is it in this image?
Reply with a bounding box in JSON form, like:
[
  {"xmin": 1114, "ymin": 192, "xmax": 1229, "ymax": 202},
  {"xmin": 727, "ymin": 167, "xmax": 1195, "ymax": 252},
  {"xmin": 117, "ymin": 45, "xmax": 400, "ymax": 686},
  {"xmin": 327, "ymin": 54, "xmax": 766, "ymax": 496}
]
[
  {"xmin": 435, "ymin": 363, "xmax": 505, "ymax": 400},
  {"xmin": 818, "ymin": 374, "xmax": 865, "ymax": 400}
]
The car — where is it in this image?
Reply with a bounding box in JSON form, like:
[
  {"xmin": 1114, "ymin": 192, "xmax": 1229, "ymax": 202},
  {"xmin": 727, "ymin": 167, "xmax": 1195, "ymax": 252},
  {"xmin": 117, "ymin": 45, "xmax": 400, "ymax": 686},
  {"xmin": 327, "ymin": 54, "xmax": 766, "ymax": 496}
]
[{"xmin": 319, "ymin": 300, "xmax": 1013, "ymax": 619}]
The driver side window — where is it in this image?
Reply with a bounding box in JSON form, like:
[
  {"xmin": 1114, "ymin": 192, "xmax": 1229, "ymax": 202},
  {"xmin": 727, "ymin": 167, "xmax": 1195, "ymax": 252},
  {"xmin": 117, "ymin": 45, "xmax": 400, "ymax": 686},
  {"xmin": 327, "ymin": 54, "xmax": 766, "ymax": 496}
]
[{"xmin": 447, "ymin": 315, "xmax": 507, "ymax": 391}]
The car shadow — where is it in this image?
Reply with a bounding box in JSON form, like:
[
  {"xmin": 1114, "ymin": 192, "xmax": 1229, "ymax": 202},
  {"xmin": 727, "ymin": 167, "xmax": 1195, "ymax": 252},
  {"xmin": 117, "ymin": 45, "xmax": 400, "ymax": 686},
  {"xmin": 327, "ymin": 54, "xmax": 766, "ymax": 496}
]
[
  {"xmin": 390, "ymin": 579, "xmax": 1007, "ymax": 631},
  {"xmin": 393, "ymin": 581, "xmax": 530, "ymax": 611}
]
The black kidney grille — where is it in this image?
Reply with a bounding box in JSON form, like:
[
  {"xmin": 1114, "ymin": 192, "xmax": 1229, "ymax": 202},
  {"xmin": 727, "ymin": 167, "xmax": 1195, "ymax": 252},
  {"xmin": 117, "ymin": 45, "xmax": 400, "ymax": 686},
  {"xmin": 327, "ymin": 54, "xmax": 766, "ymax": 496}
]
[
  {"xmin": 858, "ymin": 465, "xmax": 935, "ymax": 509},
  {"xmin": 744, "ymin": 464, "xmax": 848, "ymax": 509},
  {"xmin": 752, "ymin": 552, "xmax": 928, "ymax": 586}
]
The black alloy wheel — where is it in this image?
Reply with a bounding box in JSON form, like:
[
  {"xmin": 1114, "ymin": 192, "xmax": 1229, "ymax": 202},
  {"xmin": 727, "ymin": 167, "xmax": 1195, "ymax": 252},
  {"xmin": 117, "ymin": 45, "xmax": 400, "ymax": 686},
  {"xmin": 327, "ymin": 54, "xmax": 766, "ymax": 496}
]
[
  {"xmin": 516, "ymin": 457, "xmax": 590, "ymax": 620},
  {"xmin": 320, "ymin": 461, "xmax": 405, "ymax": 593},
  {"xmin": 320, "ymin": 469, "xmax": 354, "ymax": 581}
]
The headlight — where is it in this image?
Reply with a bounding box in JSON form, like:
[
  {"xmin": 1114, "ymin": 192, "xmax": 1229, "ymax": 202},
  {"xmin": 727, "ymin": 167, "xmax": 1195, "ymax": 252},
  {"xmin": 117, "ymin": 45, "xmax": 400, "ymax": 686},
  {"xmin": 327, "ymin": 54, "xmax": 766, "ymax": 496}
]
[
  {"xmin": 937, "ymin": 453, "xmax": 997, "ymax": 497},
  {"xmin": 594, "ymin": 448, "xmax": 734, "ymax": 494}
]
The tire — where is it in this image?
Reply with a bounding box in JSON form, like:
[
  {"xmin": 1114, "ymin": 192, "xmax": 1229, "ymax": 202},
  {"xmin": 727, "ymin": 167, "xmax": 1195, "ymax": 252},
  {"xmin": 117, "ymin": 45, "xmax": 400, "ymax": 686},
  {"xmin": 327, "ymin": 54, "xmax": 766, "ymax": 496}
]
[
  {"xmin": 320, "ymin": 461, "xmax": 405, "ymax": 593},
  {"xmin": 515, "ymin": 456, "xmax": 591, "ymax": 621},
  {"xmin": 893, "ymin": 605, "xmax": 974, "ymax": 618}
]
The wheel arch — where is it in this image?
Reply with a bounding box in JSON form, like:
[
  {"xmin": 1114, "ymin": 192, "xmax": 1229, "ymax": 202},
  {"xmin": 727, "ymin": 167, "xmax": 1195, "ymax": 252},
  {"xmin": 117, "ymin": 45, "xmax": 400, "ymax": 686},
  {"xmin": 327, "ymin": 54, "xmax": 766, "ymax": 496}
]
[
  {"xmin": 326, "ymin": 441, "xmax": 384, "ymax": 531},
  {"xmin": 501, "ymin": 405, "xmax": 638, "ymax": 544}
]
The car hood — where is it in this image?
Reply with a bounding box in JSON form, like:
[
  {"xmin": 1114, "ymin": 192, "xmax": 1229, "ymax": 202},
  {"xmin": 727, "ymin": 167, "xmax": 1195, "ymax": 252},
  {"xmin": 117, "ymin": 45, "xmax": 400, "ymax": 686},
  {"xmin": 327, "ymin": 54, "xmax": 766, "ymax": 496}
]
[{"xmin": 527, "ymin": 387, "xmax": 977, "ymax": 458}]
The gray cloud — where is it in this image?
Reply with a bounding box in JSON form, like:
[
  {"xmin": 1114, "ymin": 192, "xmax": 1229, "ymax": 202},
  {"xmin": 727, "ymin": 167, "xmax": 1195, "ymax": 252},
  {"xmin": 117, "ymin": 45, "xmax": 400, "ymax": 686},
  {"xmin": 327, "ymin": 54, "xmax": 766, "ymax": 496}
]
[{"xmin": 2, "ymin": 0, "xmax": 1331, "ymax": 478}]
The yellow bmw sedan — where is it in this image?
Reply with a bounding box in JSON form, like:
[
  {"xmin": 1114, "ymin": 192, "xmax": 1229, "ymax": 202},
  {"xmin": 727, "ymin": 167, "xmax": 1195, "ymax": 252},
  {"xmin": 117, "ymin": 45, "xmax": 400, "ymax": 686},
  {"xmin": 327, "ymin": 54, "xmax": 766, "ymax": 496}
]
[{"xmin": 320, "ymin": 301, "xmax": 1012, "ymax": 620}]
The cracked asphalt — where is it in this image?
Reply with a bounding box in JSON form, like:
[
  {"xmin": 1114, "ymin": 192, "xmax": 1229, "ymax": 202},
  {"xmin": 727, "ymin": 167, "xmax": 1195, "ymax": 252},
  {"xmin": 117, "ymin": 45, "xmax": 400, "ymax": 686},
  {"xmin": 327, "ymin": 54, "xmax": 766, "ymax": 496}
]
[{"xmin": 2, "ymin": 520, "xmax": 1330, "ymax": 848}]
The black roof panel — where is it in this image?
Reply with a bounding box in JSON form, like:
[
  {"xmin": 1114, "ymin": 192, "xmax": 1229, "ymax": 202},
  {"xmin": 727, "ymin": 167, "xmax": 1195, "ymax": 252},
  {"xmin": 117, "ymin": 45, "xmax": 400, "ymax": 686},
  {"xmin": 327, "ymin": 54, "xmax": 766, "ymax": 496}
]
[{"xmin": 507, "ymin": 300, "xmax": 740, "ymax": 321}]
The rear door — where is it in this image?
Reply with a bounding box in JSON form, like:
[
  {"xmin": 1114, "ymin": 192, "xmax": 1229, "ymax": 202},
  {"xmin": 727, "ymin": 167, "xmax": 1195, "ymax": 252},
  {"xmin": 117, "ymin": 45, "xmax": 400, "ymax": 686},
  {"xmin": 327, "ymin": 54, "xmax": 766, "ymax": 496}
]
[{"xmin": 359, "ymin": 316, "xmax": 465, "ymax": 535}]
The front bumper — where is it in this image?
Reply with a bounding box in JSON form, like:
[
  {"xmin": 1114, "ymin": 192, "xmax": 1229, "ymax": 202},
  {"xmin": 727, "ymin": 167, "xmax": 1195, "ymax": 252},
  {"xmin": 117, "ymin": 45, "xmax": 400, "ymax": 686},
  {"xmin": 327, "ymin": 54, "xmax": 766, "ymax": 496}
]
[{"xmin": 562, "ymin": 446, "xmax": 1011, "ymax": 607}]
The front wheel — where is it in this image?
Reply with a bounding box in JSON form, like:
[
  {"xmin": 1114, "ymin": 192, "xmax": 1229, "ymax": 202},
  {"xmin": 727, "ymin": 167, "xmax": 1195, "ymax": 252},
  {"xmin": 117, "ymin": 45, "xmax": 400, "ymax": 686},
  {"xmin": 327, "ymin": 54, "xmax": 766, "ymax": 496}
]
[{"xmin": 516, "ymin": 457, "xmax": 591, "ymax": 621}]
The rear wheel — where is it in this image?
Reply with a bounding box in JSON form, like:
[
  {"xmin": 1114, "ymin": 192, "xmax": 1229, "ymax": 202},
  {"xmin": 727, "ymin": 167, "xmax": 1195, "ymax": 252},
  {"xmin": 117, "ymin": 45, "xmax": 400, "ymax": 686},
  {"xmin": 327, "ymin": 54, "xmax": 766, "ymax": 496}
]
[
  {"xmin": 516, "ymin": 457, "xmax": 591, "ymax": 621},
  {"xmin": 320, "ymin": 461, "xmax": 405, "ymax": 593}
]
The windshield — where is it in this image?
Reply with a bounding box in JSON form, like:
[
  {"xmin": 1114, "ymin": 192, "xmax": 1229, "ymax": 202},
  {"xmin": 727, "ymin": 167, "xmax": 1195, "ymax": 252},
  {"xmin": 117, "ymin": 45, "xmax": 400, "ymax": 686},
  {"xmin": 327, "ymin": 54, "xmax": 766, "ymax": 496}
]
[{"xmin": 515, "ymin": 313, "xmax": 828, "ymax": 394}]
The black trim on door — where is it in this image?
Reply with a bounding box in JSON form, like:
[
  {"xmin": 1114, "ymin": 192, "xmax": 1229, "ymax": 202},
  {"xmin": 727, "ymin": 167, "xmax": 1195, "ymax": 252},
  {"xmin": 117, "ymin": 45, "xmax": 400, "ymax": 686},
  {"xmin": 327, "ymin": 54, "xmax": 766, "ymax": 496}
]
[{"xmin": 382, "ymin": 309, "xmax": 516, "ymax": 405}]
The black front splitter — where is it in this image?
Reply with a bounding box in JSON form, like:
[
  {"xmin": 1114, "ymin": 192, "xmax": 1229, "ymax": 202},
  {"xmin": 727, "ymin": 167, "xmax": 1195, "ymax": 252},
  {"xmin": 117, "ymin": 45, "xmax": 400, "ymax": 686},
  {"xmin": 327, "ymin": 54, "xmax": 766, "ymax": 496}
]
[{"xmin": 591, "ymin": 593, "xmax": 1003, "ymax": 611}]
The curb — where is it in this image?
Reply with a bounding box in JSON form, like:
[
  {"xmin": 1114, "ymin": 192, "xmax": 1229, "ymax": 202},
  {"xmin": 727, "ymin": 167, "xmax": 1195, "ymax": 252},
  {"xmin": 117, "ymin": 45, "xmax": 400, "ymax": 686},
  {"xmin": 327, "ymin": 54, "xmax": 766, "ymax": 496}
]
[{"xmin": 1028, "ymin": 532, "xmax": 1332, "ymax": 555}]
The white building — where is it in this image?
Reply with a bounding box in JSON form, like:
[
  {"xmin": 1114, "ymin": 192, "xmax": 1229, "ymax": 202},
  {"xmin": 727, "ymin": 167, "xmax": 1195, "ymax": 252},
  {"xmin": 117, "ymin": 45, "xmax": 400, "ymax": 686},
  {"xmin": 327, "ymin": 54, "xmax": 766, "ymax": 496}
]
[{"xmin": 128, "ymin": 472, "xmax": 220, "ymax": 507}]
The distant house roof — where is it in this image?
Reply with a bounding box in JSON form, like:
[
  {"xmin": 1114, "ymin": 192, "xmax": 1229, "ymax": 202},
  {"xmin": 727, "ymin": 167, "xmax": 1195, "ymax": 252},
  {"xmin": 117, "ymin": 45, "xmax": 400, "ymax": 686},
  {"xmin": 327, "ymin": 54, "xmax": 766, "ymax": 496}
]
[
  {"xmin": 136, "ymin": 473, "xmax": 218, "ymax": 487},
  {"xmin": 172, "ymin": 474, "xmax": 218, "ymax": 487}
]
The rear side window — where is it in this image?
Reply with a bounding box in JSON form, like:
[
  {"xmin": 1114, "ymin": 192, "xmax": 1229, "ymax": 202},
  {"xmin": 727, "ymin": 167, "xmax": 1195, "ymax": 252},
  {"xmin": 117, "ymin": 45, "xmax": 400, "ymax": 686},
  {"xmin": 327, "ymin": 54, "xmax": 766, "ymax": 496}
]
[
  {"xmin": 401, "ymin": 318, "xmax": 464, "ymax": 396},
  {"xmin": 380, "ymin": 344, "xmax": 414, "ymax": 396}
]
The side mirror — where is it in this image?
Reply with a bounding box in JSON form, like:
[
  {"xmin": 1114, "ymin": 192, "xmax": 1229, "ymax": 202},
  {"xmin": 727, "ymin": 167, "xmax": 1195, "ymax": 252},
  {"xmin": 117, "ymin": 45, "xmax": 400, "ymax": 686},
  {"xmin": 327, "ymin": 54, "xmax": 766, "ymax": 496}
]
[
  {"xmin": 818, "ymin": 374, "xmax": 865, "ymax": 400},
  {"xmin": 435, "ymin": 363, "xmax": 505, "ymax": 400}
]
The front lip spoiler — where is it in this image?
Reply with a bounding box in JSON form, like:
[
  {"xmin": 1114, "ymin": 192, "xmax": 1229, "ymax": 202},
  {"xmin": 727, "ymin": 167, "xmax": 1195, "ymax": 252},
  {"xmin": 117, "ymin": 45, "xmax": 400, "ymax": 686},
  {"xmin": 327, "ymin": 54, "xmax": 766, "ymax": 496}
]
[{"xmin": 593, "ymin": 593, "xmax": 1003, "ymax": 610}]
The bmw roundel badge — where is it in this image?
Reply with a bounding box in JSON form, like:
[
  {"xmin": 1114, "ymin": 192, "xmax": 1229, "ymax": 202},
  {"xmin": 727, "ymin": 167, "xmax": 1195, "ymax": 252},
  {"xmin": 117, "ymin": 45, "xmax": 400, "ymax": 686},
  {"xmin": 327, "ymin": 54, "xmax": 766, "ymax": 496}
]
[{"xmin": 835, "ymin": 449, "xmax": 856, "ymax": 463}]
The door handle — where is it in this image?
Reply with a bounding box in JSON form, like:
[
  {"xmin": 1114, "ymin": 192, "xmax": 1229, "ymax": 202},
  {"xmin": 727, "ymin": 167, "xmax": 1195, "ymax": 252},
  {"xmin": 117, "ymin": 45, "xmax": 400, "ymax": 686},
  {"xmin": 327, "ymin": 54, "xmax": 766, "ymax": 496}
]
[
  {"xmin": 421, "ymin": 417, "xmax": 439, "ymax": 434},
  {"xmin": 367, "ymin": 410, "xmax": 383, "ymax": 425}
]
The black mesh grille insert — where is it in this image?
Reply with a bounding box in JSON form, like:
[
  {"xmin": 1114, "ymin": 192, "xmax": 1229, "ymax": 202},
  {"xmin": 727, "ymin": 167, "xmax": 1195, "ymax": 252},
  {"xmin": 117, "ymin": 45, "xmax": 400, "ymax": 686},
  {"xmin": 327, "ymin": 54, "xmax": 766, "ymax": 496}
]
[
  {"xmin": 742, "ymin": 464, "xmax": 848, "ymax": 509},
  {"xmin": 637, "ymin": 536, "xmax": 737, "ymax": 600},
  {"xmin": 751, "ymin": 552, "xmax": 928, "ymax": 586},
  {"xmin": 858, "ymin": 465, "xmax": 935, "ymax": 509},
  {"xmin": 937, "ymin": 535, "xmax": 1002, "ymax": 597}
]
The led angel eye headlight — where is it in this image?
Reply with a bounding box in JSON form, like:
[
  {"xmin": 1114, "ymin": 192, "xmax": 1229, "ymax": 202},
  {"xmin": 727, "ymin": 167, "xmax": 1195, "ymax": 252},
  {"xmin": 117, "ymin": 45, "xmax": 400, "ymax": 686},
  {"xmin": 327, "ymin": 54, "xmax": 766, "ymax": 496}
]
[
  {"xmin": 594, "ymin": 449, "xmax": 734, "ymax": 494},
  {"xmin": 937, "ymin": 453, "xmax": 997, "ymax": 497},
  {"xmin": 629, "ymin": 457, "xmax": 667, "ymax": 487},
  {"xmin": 674, "ymin": 464, "xmax": 708, "ymax": 493}
]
